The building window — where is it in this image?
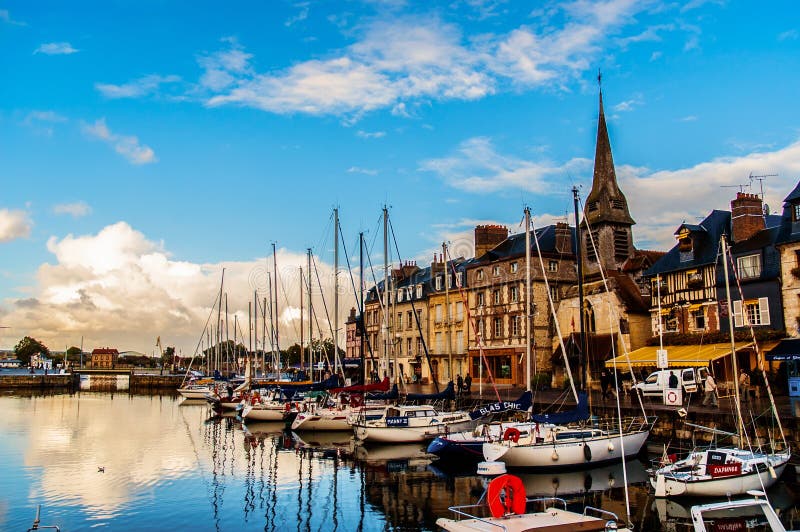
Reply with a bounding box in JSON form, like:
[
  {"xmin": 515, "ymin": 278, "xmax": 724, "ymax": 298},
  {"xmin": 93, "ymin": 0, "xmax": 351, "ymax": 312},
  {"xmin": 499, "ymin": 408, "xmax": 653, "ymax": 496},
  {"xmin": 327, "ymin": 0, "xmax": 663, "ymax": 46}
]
[
  {"xmin": 511, "ymin": 315, "xmax": 521, "ymax": 336},
  {"xmin": 733, "ymin": 298, "xmax": 770, "ymax": 327},
  {"xmin": 477, "ymin": 319, "xmax": 485, "ymax": 340},
  {"xmin": 406, "ymin": 311, "xmax": 413, "ymax": 329},
  {"xmin": 549, "ymin": 285, "xmax": 559, "ymax": 302},
  {"xmin": 794, "ymin": 203, "xmax": 800, "ymax": 222},
  {"xmin": 397, "ymin": 289, "xmax": 403, "ymax": 302},
  {"xmin": 548, "ymin": 260, "xmax": 558, "ymax": 272},
  {"xmin": 493, "ymin": 265, "xmax": 501, "ymax": 276},
  {"xmin": 456, "ymin": 331, "xmax": 464, "ymax": 352},
  {"xmin": 397, "ymin": 312, "xmax": 403, "ymax": 329},
  {"xmin": 435, "ymin": 304, "xmax": 443, "ymax": 323},
  {"xmin": 687, "ymin": 270, "xmax": 703, "ymax": 287},
  {"xmin": 477, "ymin": 292, "xmax": 485, "ymax": 306},
  {"xmin": 737, "ymin": 254, "xmax": 761, "ymax": 279},
  {"xmin": 446, "ymin": 274, "xmax": 452, "ymax": 289},
  {"xmin": 510, "ymin": 262, "xmax": 518, "ymax": 273},
  {"xmin": 455, "ymin": 272, "xmax": 463, "ymax": 288},
  {"xmin": 476, "ymin": 269, "xmax": 484, "ymax": 281},
  {"xmin": 509, "ymin": 285, "xmax": 518, "ymax": 302},
  {"xmin": 691, "ymin": 309, "xmax": 705, "ymax": 330},
  {"xmin": 416, "ymin": 337, "xmax": 421, "ymax": 354},
  {"xmin": 455, "ymin": 302, "xmax": 464, "ymax": 321},
  {"xmin": 407, "ymin": 338, "xmax": 413, "ymax": 356},
  {"xmin": 493, "ymin": 289, "xmax": 501, "ymax": 305},
  {"xmin": 435, "ymin": 276, "xmax": 443, "ymax": 290},
  {"xmin": 435, "ymin": 332, "xmax": 443, "ymax": 353},
  {"xmin": 493, "ymin": 317, "xmax": 503, "ymax": 338},
  {"xmin": 397, "ymin": 338, "xmax": 403, "ymax": 356},
  {"xmin": 416, "ymin": 309, "xmax": 422, "ymax": 324},
  {"xmin": 416, "ymin": 284, "xmax": 423, "ymax": 298}
]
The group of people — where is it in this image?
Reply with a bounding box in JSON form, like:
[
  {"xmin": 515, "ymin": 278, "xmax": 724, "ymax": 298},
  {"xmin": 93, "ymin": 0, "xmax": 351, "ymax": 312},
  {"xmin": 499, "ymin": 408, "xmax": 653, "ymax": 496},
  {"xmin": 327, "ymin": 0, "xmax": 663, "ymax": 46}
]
[
  {"xmin": 699, "ymin": 368, "xmax": 753, "ymax": 408},
  {"xmin": 455, "ymin": 373, "xmax": 472, "ymax": 395}
]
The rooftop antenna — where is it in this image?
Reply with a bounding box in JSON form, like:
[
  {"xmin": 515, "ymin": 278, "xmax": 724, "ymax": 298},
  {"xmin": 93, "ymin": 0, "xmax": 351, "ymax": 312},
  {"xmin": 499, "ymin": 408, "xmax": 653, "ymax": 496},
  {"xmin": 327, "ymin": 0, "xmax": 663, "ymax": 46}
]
[
  {"xmin": 749, "ymin": 173, "xmax": 777, "ymax": 217},
  {"xmin": 720, "ymin": 183, "xmax": 751, "ymax": 194}
]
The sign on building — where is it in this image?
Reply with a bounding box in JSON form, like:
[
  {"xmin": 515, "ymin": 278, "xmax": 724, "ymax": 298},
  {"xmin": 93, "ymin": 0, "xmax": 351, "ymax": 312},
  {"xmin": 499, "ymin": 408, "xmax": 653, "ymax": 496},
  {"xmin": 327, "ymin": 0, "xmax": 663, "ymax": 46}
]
[{"xmin": 656, "ymin": 349, "xmax": 668, "ymax": 369}]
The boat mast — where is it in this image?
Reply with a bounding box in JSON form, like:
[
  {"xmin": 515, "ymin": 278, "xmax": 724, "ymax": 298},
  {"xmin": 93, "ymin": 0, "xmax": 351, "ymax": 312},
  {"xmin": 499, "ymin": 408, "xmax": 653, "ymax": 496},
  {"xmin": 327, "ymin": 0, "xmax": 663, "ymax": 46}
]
[
  {"xmin": 334, "ymin": 207, "xmax": 340, "ymax": 377},
  {"xmin": 721, "ymin": 235, "xmax": 745, "ymax": 445},
  {"xmin": 443, "ymin": 241, "xmax": 452, "ymax": 383},
  {"xmin": 359, "ymin": 231, "xmax": 366, "ymax": 384},
  {"xmin": 261, "ymin": 297, "xmax": 266, "ymax": 377},
  {"xmin": 383, "ymin": 205, "xmax": 390, "ymax": 381},
  {"xmin": 300, "ymin": 266, "xmax": 304, "ymax": 375},
  {"xmin": 573, "ymin": 186, "xmax": 587, "ymax": 390},
  {"xmin": 525, "ymin": 207, "xmax": 532, "ymax": 393},
  {"xmin": 307, "ymin": 248, "xmax": 313, "ymax": 380},
  {"xmin": 253, "ymin": 290, "xmax": 259, "ymax": 377},
  {"xmin": 273, "ymin": 242, "xmax": 280, "ymax": 372},
  {"xmin": 216, "ymin": 269, "xmax": 225, "ymax": 376}
]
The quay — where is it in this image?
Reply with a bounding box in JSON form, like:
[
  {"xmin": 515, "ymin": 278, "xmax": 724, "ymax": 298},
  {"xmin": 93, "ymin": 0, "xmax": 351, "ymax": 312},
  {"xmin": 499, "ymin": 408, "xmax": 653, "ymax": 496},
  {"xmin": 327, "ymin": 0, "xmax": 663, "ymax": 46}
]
[{"xmin": 0, "ymin": 369, "xmax": 184, "ymax": 391}]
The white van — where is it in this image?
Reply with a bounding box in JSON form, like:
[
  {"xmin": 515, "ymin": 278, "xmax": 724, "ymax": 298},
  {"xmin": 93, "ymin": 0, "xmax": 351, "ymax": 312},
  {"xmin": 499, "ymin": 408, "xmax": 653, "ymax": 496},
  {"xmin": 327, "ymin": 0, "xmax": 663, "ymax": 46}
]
[{"xmin": 633, "ymin": 367, "xmax": 709, "ymax": 398}]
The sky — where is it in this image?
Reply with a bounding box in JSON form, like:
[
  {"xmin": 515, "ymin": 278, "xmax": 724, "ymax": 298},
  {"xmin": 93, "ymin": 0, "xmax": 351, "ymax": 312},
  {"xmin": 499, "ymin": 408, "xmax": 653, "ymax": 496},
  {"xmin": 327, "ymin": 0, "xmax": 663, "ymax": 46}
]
[{"xmin": 2, "ymin": 0, "xmax": 800, "ymax": 356}]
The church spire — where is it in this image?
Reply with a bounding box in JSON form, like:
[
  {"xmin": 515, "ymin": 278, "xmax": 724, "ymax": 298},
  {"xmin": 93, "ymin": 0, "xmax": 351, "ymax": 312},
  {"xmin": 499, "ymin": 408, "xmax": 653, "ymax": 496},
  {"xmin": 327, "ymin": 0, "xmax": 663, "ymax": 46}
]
[{"xmin": 584, "ymin": 73, "xmax": 635, "ymax": 226}]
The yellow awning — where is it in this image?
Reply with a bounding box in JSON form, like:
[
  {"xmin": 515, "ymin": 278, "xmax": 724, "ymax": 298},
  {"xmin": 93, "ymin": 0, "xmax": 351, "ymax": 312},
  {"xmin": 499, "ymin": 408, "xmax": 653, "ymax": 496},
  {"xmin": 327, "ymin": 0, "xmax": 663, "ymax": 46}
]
[
  {"xmin": 659, "ymin": 308, "xmax": 670, "ymax": 315},
  {"xmin": 688, "ymin": 303, "xmax": 702, "ymax": 311},
  {"xmin": 605, "ymin": 342, "xmax": 754, "ymax": 368}
]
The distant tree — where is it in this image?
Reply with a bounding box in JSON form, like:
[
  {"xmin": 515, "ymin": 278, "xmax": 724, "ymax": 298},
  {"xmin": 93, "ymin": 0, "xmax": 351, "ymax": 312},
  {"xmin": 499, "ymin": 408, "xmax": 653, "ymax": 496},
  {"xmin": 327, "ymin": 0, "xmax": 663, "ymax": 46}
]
[
  {"xmin": 162, "ymin": 346, "xmax": 176, "ymax": 366},
  {"xmin": 66, "ymin": 346, "xmax": 82, "ymax": 357},
  {"xmin": 14, "ymin": 336, "xmax": 50, "ymax": 365}
]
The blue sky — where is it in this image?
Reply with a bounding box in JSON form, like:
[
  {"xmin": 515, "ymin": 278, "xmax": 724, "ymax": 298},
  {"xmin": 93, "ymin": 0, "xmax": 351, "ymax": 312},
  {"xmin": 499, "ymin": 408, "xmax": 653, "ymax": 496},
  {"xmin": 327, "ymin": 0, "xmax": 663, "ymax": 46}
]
[{"xmin": 2, "ymin": 0, "xmax": 800, "ymax": 353}]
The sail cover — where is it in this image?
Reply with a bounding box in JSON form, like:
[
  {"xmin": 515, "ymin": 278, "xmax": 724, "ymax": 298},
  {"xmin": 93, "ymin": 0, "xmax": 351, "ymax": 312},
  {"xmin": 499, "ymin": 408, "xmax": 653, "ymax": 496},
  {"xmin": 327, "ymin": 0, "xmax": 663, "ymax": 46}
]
[
  {"xmin": 531, "ymin": 391, "xmax": 589, "ymax": 424},
  {"xmin": 366, "ymin": 384, "xmax": 399, "ymax": 400},
  {"xmin": 405, "ymin": 381, "xmax": 455, "ymax": 401},
  {"xmin": 468, "ymin": 391, "xmax": 532, "ymax": 420},
  {"xmin": 329, "ymin": 376, "xmax": 390, "ymax": 395}
]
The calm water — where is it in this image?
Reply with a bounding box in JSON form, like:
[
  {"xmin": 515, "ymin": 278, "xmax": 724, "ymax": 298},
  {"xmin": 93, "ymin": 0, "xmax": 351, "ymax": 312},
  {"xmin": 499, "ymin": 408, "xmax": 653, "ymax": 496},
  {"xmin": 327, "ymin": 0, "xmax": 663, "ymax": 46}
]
[{"xmin": 1, "ymin": 392, "xmax": 799, "ymax": 531}]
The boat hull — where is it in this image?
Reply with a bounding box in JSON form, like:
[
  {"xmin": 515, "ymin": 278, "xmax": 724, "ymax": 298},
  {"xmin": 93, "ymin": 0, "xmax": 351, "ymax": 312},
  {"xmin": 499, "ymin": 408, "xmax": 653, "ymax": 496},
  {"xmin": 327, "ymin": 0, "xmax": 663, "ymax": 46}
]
[
  {"xmin": 242, "ymin": 404, "xmax": 287, "ymax": 422},
  {"xmin": 178, "ymin": 388, "xmax": 211, "ymax": 400},
  {"xmin": 483, "ymin": 429, "xmax": 649, "ymax": 469},
  {"xmin": 354, "ymin": 418, "xmax": 478, "ymax": 443},
  {"xmin": 652, "ymin": 453, "xmax": 791, "ymax": 498}
]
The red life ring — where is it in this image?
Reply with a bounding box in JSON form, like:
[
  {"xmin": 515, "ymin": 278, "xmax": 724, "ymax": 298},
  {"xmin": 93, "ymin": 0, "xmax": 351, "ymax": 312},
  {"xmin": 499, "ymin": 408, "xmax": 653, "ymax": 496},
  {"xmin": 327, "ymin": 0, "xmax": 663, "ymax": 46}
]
[
  {"xmin": 503, "ymin": 427, "xmax": 521, "ymax": 443},
  {"xmin": 285, "ymin": 403, "xmax": 291, "ymax": 412},
  {"xmin": 487, "ymin": 474, "xmax": 527, "ymax": 517}
]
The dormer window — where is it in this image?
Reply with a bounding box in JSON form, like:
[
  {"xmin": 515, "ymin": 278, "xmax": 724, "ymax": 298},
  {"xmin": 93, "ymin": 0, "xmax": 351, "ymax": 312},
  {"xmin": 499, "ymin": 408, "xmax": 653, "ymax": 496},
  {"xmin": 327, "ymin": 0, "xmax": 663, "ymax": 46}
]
[
  {"xmin": 737, "ymin": 254, "xmax": 761, "ymax": 279},
  {"xmin": 397, "ymin": 289, "xmax": 403, "ymax": 302},
  {"xmin": 510, "ymin": 262, "xmax": 518, "ymax": 273},
  {"xmin": 416, "ymin": 284, "xmax": 423, "ymax": 298},
  {"xmin": 794, "ymin": 203, "xmax": 800, "ymax": 222},
  {"xmin": 435, "ymin": 276, "xmax": 443, "ymax": 290}
]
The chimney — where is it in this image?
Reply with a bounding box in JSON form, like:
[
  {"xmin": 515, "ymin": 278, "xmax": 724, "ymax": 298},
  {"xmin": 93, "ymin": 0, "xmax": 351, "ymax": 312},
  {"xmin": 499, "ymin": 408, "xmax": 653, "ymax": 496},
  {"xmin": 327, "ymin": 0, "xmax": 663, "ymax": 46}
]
[
  {"xmin": 401, "ymin": 260, "xmax": 419, "ymax": 278},
  {"xmin": 474, "ymin": 225, "xmax": 509, "ymax": 257},
  {"xmin": 730, "ymin": 192, "xmax": 765, "ymax": 243},
  {"xmin": 554, "ymin": 222, "xmax": 572, "ymax": 254}
]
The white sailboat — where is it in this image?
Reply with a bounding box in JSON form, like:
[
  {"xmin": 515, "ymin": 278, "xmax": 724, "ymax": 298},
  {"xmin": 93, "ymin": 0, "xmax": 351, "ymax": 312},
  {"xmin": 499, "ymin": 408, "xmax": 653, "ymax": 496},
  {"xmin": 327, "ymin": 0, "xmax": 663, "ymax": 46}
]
[
  {"xmin": 651, "ymin": 235, "xmax": 791, "ymax": 498},
  {"xmin": 482, "ymin": 203, "xmax": 653, "ymax": 469},
  {"xmin": 351, "ymin": 402, "xmax": 478, "ymax": 443}
]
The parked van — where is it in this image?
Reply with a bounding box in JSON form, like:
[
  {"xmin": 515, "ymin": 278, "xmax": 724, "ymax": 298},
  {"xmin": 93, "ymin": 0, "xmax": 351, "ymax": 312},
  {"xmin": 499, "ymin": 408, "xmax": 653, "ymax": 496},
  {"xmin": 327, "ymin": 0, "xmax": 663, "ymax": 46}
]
[{"xmin": 633, "ymin": 367, "xmax": 709, "ymax": 398}]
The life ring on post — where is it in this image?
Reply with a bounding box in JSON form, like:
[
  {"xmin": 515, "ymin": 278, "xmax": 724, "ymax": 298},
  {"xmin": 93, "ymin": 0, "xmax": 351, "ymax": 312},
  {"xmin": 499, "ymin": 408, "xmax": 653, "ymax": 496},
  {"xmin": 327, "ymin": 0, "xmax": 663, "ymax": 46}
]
[
  {"xmin": 487, "ymin": 474, "xmax": 527, "ymax": 517},
  {"xmin": 503, "ymin": 427, "xmax": 521, "ymax": 443}
]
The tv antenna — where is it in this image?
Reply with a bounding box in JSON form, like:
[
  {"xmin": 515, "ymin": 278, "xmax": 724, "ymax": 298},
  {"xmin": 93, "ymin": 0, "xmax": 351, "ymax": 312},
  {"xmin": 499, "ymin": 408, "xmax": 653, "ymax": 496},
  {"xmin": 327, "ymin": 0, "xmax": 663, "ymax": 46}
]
[
  {"xmin": 749, "ymin": 172, "xmax": 777, "ymax": 200},
  {"xmin": 720, "ymin": 183, "xmax": 751, "ymax": 193}
]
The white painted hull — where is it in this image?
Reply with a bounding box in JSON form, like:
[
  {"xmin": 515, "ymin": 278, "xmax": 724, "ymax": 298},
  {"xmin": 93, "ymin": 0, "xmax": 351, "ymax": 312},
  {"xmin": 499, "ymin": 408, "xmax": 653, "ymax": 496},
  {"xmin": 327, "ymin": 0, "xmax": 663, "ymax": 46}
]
[
  {"xmin": 292, "ymin": 411, "xmax": 351, "ymax": 431},
  {"xmin": 242, "ymin": 404, "xmax": 287, "ymax": 422},
  {"xmin": 483, "ymin": 429, "xmax": 649, "ymax": 469},
  {"xmin": 652, "ymin": 452, "xmax": 791, "ymax": 497},
  {"xmin": 178, "ymin": 388, "xmax": 211, "ymax": 400},
  {"xmin": 354, "ymin": 418, "xmax": 478, "ymax": 443}
]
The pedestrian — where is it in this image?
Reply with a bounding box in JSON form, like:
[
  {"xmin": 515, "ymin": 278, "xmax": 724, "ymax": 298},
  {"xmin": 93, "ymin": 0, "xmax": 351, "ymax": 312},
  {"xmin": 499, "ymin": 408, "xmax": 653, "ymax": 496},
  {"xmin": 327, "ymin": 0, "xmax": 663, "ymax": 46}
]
[
  {"xmin": 600, "ymin": 369, "xmax": 610, "ymax": 399},
  {"xmin": 456, "ymin": 374, "xmax": 463, "ymax": 395},
  {"xmin": 701, "ymin": 373, "xmax": 718, "ymax": 407},
  {"xmin": 464, "ymin": 374, "xmax": 472, "ymax": 395},
  {"xmin": 738, "ymin": 369, "xmax": 751, "ymax": 403},
  {"xmin": 668, "ymin": 371, "xmax": 679, "ymax": 389}
]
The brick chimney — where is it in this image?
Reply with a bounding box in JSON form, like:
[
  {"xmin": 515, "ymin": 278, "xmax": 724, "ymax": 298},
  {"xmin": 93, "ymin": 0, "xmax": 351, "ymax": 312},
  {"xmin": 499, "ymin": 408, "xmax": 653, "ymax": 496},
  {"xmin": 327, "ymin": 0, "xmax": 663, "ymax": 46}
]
[
  {"xmin": 730, "ymin": 192, "xmax": 765, "ymax": 243},
  {"xmin": 554, "ymin": 222, "xmax": 572, "ymax": 254},
  {"xmin": 474, "ymin": 225, "xmax": 508, "ymax": 257}
]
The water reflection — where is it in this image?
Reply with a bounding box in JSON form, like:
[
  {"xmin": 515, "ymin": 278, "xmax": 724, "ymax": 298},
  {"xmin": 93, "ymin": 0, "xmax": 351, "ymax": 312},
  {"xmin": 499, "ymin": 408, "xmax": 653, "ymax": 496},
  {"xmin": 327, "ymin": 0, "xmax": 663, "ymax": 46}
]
[{"xmin": 1, "ymin": 392, "xmax": 798, "ymax": 532}]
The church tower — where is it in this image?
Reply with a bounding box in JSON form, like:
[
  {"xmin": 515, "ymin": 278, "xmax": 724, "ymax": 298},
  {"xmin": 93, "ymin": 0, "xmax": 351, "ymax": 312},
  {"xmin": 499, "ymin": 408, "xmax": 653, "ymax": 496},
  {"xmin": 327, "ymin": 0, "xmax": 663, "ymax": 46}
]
[{"xmin": 582, "ymin": 80, "xmax": 636, "ymax": 275}]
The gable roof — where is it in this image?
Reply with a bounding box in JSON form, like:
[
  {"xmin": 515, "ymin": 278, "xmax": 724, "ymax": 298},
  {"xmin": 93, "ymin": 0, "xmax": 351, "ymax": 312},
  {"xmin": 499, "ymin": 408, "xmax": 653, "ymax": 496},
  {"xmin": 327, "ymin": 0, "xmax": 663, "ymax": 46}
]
[
  {"xmin": 475, "ymin": 224, "xmax": 577, "ymax": 263},
  {"xmin": 645, "ymin": 210, "xmax": 731, "ymax": 277}
]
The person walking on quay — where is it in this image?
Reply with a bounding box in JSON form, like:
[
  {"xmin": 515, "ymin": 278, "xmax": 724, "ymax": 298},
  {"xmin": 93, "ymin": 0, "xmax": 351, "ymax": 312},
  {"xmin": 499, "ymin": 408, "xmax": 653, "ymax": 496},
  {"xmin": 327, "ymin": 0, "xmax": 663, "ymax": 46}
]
[
  {"xmin": 456, "ymin": 374, "xmax": 463, "ymax": 396},
  {"xmin": 464, "ymin": 373, "xmax": 472, "ymax": 395},
  {"xmin": 668, "ymin": 371, "xmax": 679, "ymax": 389},
  {"xmin": 738, "ymin": 368, "xmax": 751, "ymax": 404},
  {"xmin": 600, "ymin": 369, "xmax": 610, "ymax": 400},
  {"xmin": 702, "ymin": 373, "xmax": 718, "ymax": 408}
]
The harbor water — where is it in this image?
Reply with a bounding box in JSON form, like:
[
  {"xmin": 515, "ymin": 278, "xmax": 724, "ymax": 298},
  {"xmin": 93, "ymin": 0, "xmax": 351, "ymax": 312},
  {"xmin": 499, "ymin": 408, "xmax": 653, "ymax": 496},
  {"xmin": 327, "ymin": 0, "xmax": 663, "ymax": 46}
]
[{"xmin": 2, "ymin": 392, "xmax": 799, "ymax": 531}]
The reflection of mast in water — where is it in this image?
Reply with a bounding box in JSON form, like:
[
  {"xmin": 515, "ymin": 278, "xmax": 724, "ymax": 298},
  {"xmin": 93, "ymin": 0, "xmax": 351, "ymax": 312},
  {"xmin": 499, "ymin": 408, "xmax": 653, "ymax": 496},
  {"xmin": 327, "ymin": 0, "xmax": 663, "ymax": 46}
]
[
  {"xmin": 243, "ymin": 431, "xmax": 257, "ymax": 519},
  {"xmin": 203, "ymin": 413, "xmax": 223, "ymax": 532},
  {"xmin": 263, "ymin": 431, "xmax": 279, "ymax": 530}
]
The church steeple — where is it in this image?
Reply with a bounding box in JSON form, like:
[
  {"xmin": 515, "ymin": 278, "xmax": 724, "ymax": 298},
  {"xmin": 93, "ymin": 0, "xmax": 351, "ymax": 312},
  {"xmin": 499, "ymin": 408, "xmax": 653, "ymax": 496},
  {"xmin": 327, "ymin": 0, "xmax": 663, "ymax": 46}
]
[{"xmin": 584, "ymin": 75, "xmax": 635, "ymax": 227}]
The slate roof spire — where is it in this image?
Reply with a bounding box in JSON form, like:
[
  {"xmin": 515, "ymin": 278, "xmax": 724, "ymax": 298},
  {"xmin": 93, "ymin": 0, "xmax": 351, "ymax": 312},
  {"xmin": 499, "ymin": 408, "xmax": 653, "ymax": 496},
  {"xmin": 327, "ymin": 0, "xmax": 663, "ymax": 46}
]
[{"xmin": 584, "ymin": 74, "xmax": 635, "ymax": 226}]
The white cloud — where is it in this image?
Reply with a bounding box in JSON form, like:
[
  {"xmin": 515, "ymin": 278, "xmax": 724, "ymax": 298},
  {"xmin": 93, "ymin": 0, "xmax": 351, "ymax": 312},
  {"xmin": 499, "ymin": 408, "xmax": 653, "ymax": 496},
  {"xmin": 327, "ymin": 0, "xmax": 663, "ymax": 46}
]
[
  {"xmin": 34, "ymin": 42, "xmax": 79, "ymax": 55},
  {"xmin": 778, "ymin": 29, "xmax": 799, "ymax": 41},
  {"xmin": 347, "ymin": 166, "xmax": 378, "ymax": 175},
  {"xmin": 1, "ymin": 9, "xmax": 26, "ymax": 25},
  {"xmin": 82, "ymin": 118, "xmax": 157, "ymax": 165},
  {"xmin": 285, "ymin": 3, "xmax": 310, "ymax": 27},
  {"xmin": 0, "ymin": 209, "xmax": 33, "ymax": 243},
  {"xmin": 613, "ymin": 93, "xmax": 644, "ymax": 112},
  {"xmin": 53, "ymin": 201, "xmax": 92, "ymax": 218},
  {"xmin": 419, "ymin": 136, "xmax": 590, "ymax": 193},
  {"xmin": 649, "ymin": 50, "xmax": 662, "ymax": 61},
  {"xmin": 426, "ymin": 135, "xmax": 800, "ymax": 250},
  {"xmin": 0, "ymin": 222, "xmax": 355, "ymax": 354},
  {"xmin": 23, "ymin": 111, "xmax": 68, "ymax": 136},
  {"xmin": 356, "ymin": 130, "xmax": 386, "ymax": 139},
  {"xmin": 95, "ymin": 75, "xmax": 181, "ymax": 99},
  {"xmin": 678, "ymin": 115, "xmax": 697, "ymax": 122}
]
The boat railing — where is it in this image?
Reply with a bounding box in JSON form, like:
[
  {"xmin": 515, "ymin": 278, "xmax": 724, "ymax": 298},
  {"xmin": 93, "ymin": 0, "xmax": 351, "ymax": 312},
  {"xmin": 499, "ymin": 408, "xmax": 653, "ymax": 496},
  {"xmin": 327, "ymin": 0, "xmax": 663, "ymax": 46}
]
[
  {"xmin": 445, "ymin": 496, "xmax": 568, "ymax": 530},
  {"xmin": 583, "ymin": 505, "xmax": 620, "ymax": 523},
  {"xmin": 27, "ymin": 505, "xmax": 61, "ymax": 532},
  {"xmin": 592, "ymin": 415, "xmax": 654, "ymax": 433}
]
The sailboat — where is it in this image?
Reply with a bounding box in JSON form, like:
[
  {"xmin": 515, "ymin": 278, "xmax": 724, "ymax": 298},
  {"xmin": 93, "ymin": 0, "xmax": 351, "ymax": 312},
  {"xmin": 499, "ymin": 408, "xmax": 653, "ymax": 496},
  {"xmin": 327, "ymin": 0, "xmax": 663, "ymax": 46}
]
[
  {"xmin": 480, "ymin": 204, "xmax": 653, "ymax": 469},
  {"xmin": 650, "ymin": 235, "xmax": 791, "ymax": 498}
]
